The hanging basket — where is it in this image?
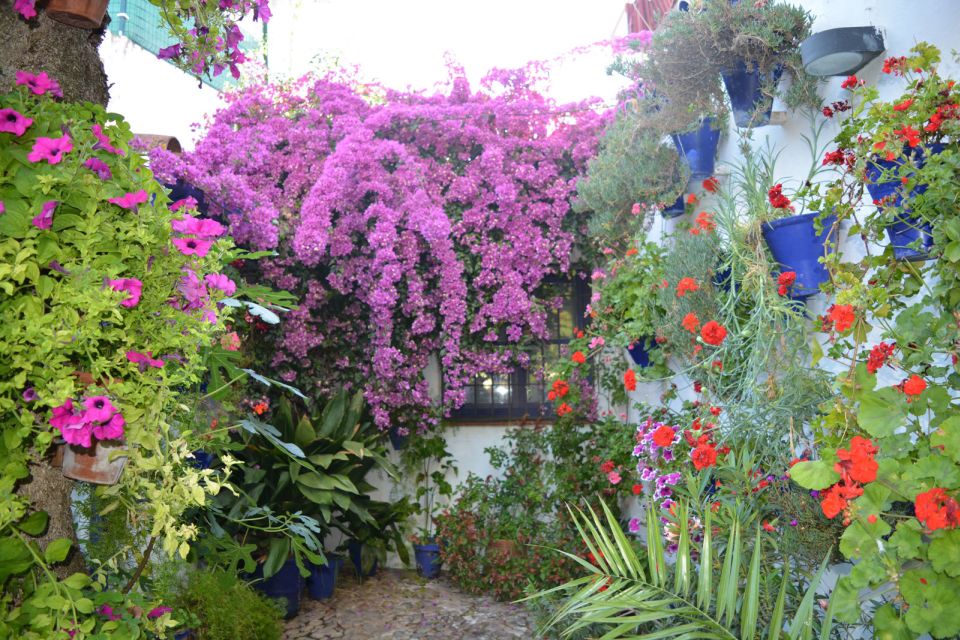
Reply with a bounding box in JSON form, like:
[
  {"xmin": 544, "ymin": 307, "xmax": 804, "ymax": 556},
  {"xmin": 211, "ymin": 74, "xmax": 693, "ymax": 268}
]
[
  {"xmin": 670, "ymin": 118, "xmax": 721, "ymax": 179},
  {"xmin": 61, "ymin": 440, "xmax": 127, "ymax": 485},
  {"xmin": 721, "ymin": 62, "xmax": 783, "ymax": 128},
  {"xmin": 761, "ymin": 212, "xmax": 837, "ymax": 299},
  {"xmin": 44, "ymin": 0, "xmax": 109, "ymax": 29}
]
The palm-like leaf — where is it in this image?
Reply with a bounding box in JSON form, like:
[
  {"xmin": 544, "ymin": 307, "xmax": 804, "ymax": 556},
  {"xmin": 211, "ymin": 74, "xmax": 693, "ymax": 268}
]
[{"xmin": 525, "ymin": 500, "xmax": 833, "ymax": 640}]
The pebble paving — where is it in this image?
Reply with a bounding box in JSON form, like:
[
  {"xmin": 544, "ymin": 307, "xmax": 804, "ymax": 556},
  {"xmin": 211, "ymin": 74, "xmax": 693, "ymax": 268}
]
[{"xmin": 283, "ymin": 569, "xmax": 538, "ymax": 640}]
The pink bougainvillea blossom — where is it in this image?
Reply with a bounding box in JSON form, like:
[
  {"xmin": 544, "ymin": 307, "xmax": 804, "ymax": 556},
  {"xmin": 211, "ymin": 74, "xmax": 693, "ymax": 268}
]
[
  {"xmin": 172, "ymin": 236, "xmax": 213, "ymax": 257},
  {"xmin": 31, "ymin": 200, "xmax": 57, "ymax": 230},
  {"xmin": 108, "ymin": 278, "xmax": 143, "ymax": 308},
  {"xmin": 27, "ymin": 135, "xmax": 72, "ymax": 164},
  {"xmin": 14, "ymin": 70, "xmax": 62, "ymax": 97},
  {"xmin": 108, "ymin": 190, "xmax": 149, "ymax": 210},
  {"xmin": 0, "ymin": 108, "xmax": 33, "ymax": 136}
]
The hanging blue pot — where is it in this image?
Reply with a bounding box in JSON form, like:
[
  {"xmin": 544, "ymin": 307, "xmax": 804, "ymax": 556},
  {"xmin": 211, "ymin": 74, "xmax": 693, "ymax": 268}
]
[
  {"xmin": 164, "ymin": 178, "xmax": 209, "ymax": 215},
  {"xmin": 414, "ymin": 542, "xmax": 442, "ymax": 579},
  {"xmin": 626, "ymin": 338, "xmax": 654, "ymax": 367},
  {"xmin": 306, "ymin": 556, "xmax": 343, "ymax": 600},
  {"xmin": 864, "ymin": 147, "xmax": 939, "ymax": 261},
  {"xmin": 761, "ymin": 212, "xmax": 837, "ymax": 299},
  {"xmin": 671, "ymin": 118, "xmax": 721, "ymax": 179},
  {"xmin": 388, "ymin": 428, "xmax": 409, "ymax": 451},
  {"xmin": 661, "ymin": 192, "xmax": 686, "ymax": 219},
  {"xmin": 248, "ymin": 557, "xmax": 303, "ymax": 619},
  {"xmin": 721, "ymin": 62, "xmax": 783, "ymax": 128},
  {"xmin": 713, "ymin": 265, "xmax": 732, "ymax": 293},
  {"xmin": 347, "ymin": 540, "xmax": 378, "ymax": 577}
]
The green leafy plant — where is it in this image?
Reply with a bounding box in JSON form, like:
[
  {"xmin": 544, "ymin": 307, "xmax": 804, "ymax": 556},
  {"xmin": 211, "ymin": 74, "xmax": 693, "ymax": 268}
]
[
  {"xmin": 170, "ymin": 568, "xmax": 284, "ymax": 640},
  {"xmin": 402, "ymin": 432, "xmax": 457, "ymax": 542}
]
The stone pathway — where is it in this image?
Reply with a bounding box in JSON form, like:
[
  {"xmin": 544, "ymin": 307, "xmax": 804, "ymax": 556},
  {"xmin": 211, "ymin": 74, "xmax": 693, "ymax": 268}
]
[{"xmin": 284, "ymin": 569, "xmax": 538, "ymax": 639}]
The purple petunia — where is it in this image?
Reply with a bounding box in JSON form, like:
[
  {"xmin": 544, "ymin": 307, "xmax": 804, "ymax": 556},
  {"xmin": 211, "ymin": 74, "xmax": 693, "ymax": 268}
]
[
  {"xmin": 83, "ymin": 157, "xmax": 112, "ymax": 180},
  {"xmin": 31, "ymin": 201, "xmax": 57, "ymax": 230}
]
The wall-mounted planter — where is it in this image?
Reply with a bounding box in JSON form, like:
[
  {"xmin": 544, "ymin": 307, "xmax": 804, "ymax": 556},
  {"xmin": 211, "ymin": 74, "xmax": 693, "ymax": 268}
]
[
  {"xmin": 44, "ymin": 0, "xmax": 108, "ymax": 29},
  {"xmin": 864, "ymin": 147, "xmax": 940, "ymax": 261},
  {"xmin": 413, "ymin": 542, "xmax": 442, "ymax": 579},
  {"xmin": 388, "ymin": 428, "xmax": 409, "ymax": 451},
  {"xmin": 721, "ymin": 62, "xmax": 783, "ymax": 128},
  {"xmin": 306, "ymin": 556, "xmax": 343, "ymax": 600},
  {"xmin": 661, "ymin": 192, "xmax": 686, "ymax": 219},
  {"xmin": 761, "ymin": 212, "xmax": 837, "ymax": 299},
  {"xmin": 164, "ymin": 179, "xmax": 209, "ymax": 216},
  {"xmin": 626, "ymin": 338, "xmax": 655, "ymax": 367},
  {"xmin": 248, "ymin": 557, "xmax": 303, "ymax": 619},
  {"xmin": 61, "ymin": 441, "xmax": 127, "ymax": 485},
  {"xmin": 670, "ymin": 118, "xmax": 721, "ymax": 179}
]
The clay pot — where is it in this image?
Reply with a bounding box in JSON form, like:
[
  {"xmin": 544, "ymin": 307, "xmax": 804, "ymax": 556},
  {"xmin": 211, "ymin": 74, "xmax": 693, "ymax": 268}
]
[
  {"xmin": 50, "ymin": 442, "xmax": 65, "ymax": 468},
  {"xmin": 61, "ymin": 441, "xmax": 127, "ymax": 485},
  {"xmin": 486, "ymin": 539, "xmax": 518, "ymax": 562},
  {"xmin": 44, "ymin": 0, "xmax": 109, "ymax": 29}
]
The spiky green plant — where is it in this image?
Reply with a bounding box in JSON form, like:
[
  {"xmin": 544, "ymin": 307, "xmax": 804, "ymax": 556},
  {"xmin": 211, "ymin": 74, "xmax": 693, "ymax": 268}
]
[{"xmin": 525, "ymin": 500, "xmax": 835, "ymax": 639}]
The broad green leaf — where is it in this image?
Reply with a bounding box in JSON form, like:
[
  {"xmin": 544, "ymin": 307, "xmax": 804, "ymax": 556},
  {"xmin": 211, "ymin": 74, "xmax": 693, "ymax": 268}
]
[
  {"xmin": 857, "ymin": 388, "xmax": 906, "ymax": 437},
  {"xmin": 18, "ymin": 511, "xmax": 49, "ymax": 536},
  {"xmin": 930, "ymin": 529, "xmax": 960, "ymax": 577},
  {"xmin": 788, "ymin": 460, "xmax": 840, "ymax": 490},
  {"xmin": 44, "ymin": 538, "xmax": 72, "ymax": 564}
]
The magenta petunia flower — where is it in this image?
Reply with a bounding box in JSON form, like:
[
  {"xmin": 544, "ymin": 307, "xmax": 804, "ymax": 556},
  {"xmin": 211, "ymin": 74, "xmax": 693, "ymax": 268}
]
[
  {"xmin": 157, "ymin": 44, "xmax": 182, "ymax": 60},
  {"xmin": 108, "ymin": 278, "xmax": 143, "ymax": 308},
  {"xmin": 27, "ymin": 135, "xmax": 72, "ymax": 164},
  {"xmin": 0, "ymin": 202, "xmax": 4, "ymax": 215},
  {"xmin": 22, "ymin": 387, "xmax": 37, "ymax": 402},
  {"xmin": 126, "ymin": 350, "xmax": 165, "ymax": 369},
  {"xmin": 50, "ymin": 399, "xmax": 93, "ymax": 448},
  {"xmin": 172, "ymin": 237, "xmax": 213, "ymax": 257},
  {"xmin": 147, "ymin": 606, "xmax": 172, "ymax": 620},
  {"xmin": 0, "ymin": 108, "xmax": 33, "ymax": 136},
  {"xmin": 13, "ymin": 0, "xmax": 37, "ymax": 19},
  {"xmin": 108, "ymin": 190, "xmax": 149, "ymax": 210},
  {"xmin": 91, "ymin": 124, "xmax": 124, "ymax": 156},
  {"xmin": 31, "ymin": 201, "xmax": 57, "ymax": 230},
  {"xmin": 171, "ymin": 214, "xmax": 225, "ymax": 238},
  {"xmin": 83, "ymin": 396, "xmax": 117, "ymax": 423},
  {"xmin": 83, "ymin": 157, "xmax": 112, "ymax": 180},
  {"xmin": 15, "ymin": 70, "xmax": 62, "ymax": 97},
  {"xmin": 92, "ymin": 412, "xmax": 125, "ymax": 441},
  {"xmin": 204, "ymin": 273, "xmax": 236, "ymax": 295},
  {"xmin": 97, "ymin": 605, "xmax": 121, "ymax": 622},
  {"xmin": 169, "ymin": 197, "xmax": 198, "ymax": 212}
]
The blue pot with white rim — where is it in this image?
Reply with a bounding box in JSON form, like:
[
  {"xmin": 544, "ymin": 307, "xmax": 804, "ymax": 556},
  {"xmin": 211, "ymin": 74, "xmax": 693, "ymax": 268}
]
[{"xmin": 761, "ymin": 212, "xmax": 837, "ymax": 299}]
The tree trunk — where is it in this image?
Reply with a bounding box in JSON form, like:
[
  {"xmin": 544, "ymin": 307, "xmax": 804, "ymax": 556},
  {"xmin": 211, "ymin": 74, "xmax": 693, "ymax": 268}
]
[
  {"xmin": 2, "ymin": 0, "xmax": 110, "ymax": 578},
  {"xmin": 0, "ymin": 1, "xmax": 109, "ymax": 106}
]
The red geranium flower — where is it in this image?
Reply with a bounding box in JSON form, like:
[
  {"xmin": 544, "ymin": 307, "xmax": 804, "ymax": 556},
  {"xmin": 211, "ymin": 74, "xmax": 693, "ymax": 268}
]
[
  {"xmin": 820, "ymin": 485, "xmax": 847, "ymax": 519},
  {"xmin": 902, "ymin": 374, "xmax": 927, "ymax": 397},
  {"xmin": 767, "ymin": 183, "xmax": 792, "ymax": 210},
  {"xmin": 709, "ymin": 406, "xmax": 721, "ymax": 416},
  {"xmin": 892, "ymin": 98, "xmax": 913, "ymax": 112},
  {"xmin": 686, "ymin": 193, "xmax": 697, "ymax": 205},
  {"xmin": 600, "ymin": 459, "xmax": 615, "ymax": 474},
  {"xmin": 915, "ymin": 488, "xmax": 960, "ymax": 531},
  {"xmin": 691, "ymin": 443, "xmax": 718, "ymax": 470},
  {"xmin": 676, "ymin": 277, "xmax": 699, "ymax": 297},
  {"xmin": 651, "ymin": 424, "xmax": 676, "ymax": 448},
  {"xmin": 556, "ymin": 403, "xmax": 573, "ymax": 417},
  {"xmin": 702, "ymin": 176, "xmax": 719, "ymax": 192},
  {"xmin": 835, "ymin": 436, "xmax": 879, "ymax": 485},
  {"xmin": 682, "ymin": 312, "xmax": 700, "ymax": 333},
  {"xmin": 700, "ymin": 321, "xmax": 727, "ymax": 346},
  {"xmin": 624, "ymin": 369, "xmax": 637, "ymax": 392},
  {"xmin": 825, "ymin": 304, "xmax": 856, "ymax": 333},
  {"xmin": 631, "ymin": 484, "xmax": 642, "ymax": 495},
  {"xmin": 840, "ymin": 75, "xmax": 859, "ymax": 89},
  {"xmin": 866, "ymin": 342, "xmax": 896, "ymax": 374},
  {"xmin": 776, "ymin": 271, "xmax": 796, "ymax": 296},
  {"xmin": 691, "ymin": 211, "xmax": 716, "ymax": 235},
  {"xmin": 572, "ymin": 351, "xmax": 586, "ymax": 364}
]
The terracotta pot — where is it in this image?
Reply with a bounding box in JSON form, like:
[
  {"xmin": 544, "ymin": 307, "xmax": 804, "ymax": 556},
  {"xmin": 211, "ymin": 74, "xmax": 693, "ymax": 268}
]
[
  {"xmin": 61, "ymin": 441, "xmax": 127, "ymax": 485},
  {"xmin": 50, "ymin": 443, "xmax": 65, "ymax": 468},
  {"xmin": 44, "ymin": 0, "xmax": 109, "ymax": 29},
  {"xmin": 486, "ymin": 539, "xmax": 518, "ymax": 561}
]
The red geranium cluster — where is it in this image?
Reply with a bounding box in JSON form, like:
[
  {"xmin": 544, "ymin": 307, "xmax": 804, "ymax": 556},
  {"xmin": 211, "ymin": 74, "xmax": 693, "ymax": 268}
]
[
  {"xmin": 767, "ymin": 183, "xmax": 793, "ymax": 210},
  {"xmin": 623, "ymin": 369, "xmax": 637, "ymax": 392},
  {"xmin": 547, "ymin": 379, "xmax": 569, "ymax": 402},
  {"xmin": 690, "ymin": 211, "xmax": 716, "ymax": 235},
  {"xmin": 822, "ymin": 304, "xmax": 856, "ymax": 334},
  {"xmin": 866, "ymin": 342, "xmax": 896, "ymax": 374},
  {"xmin": 819, "ymin": 436, "xmax": 878, "ymax": 520},
  {"xmin": 676, "ymin": 277, "xmax": 698, "ymax": 297},
  {"xmin": 700, "ymin": 320, "xmax": 727, "ymax": 346},
  {"xmin": 776, "ymin": 271, "xmax": 796, "ymax": 296},
  {"xmin": 915, "ymin": 488, "xmax": 960, "ymax": 531},
  {"xmin": 899, "ymin": 374, "xmax": 927, "ymax": 400}
]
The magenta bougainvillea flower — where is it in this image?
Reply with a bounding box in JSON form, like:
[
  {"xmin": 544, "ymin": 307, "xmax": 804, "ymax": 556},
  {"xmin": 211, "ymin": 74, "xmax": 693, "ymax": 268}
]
[
  {"xmin": 126, "ymin": 350, "xmax": 165, "ymax": 369},
  {"xmin": 0, "ymin": 108, "xmax": 33, "ymax": 136},
  {"xmin": 27, "ymin": 135, "xmax": 72, "ymax": 164},
  {"xmin": 204, "ymin": 273, "xmax": 236, "ymax": 295},
  {"xmin": 172, "ymin": 237, "xmax": 213, "ymax": 257},
  {"xmin": 14, "ymin": 70, "xmax": 61, "ymax": 97},
  {"xmin": 108, "ymin": 190, "xmax": 149, "ymax": 210},
  {"xmin": 172, "ymin": 214, "xmax": 225, "ymax": 238},
  {"xmin": 107, "ymin": 278, "xmax": 143, "ymax": 308},
  {"xmin": 83, "ymin": 157, "xmax": 112, "ymax": 180},
  {"xmin": 31, "ymin": 201, "xmax": 57, "ymax": 229}
]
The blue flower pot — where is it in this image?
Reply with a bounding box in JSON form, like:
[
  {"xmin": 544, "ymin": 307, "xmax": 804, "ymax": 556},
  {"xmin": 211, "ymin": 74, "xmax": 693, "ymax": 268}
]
[
  {"xmin": 164, "ymin": 178, "xmax": 209, "ymax": 215},
  {"xmin": 661, "ymin": 192, "xmax": 686, "ymax": 219},
  {"xmin": 347, "ymin": 540, "xmax": 378, "ymax": 577},
  {"xmin": 626, "ymin": 338, "xmax": 654, "ymax": 367},
  {"xmin": 388, "ymin": 428, "xmax": 408, "ymax": 450},
  {"xmin": 248, "ymin": 557, "xmax": 303, "ymax": 619},
  {"xmin": 174, "ymin": 631, "xmax": 194, "ymax": 640},
  {"xmin": 864, "ymin": 148, "xmax": 939, "ymax": 261},
  {"xmin": 190, "ymin": 450, "xmax": 215, "ymax": 469},
  {"xmin": 721, "ymin": 62, "xmax": 783, "ymax": 128},
  {"xmin": 713, "ymin": 265, "xmax": 732, "ymax": 293},
  {"xmin": 414, "ymin": 543, "xmax": 442, "ymax": 579},
  {"xmin": 671, "ymin": 118, "xmax": 721, "ymax": 179},
  {"xmin": 306, "ymin": 556, "xmax": 343, "ymax": 600},
  {"xmin": 761, "ymin": 213, "xmax": 837, "ymax": 299}
]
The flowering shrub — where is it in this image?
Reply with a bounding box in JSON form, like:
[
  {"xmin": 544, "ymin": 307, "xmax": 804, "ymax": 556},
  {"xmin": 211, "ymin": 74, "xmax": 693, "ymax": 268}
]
[
  {"xmin": 0, "ymin": 75, "xmax": 240, "ymax": 637},
  {"xmin": 152, "ymin": 70, "xmax": 605, "ymax": 431}
]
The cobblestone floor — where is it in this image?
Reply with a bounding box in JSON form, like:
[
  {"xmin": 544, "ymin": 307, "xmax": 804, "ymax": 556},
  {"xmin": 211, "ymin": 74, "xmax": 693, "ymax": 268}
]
[{"xmin": 283, "ymin": 569, "xmax": 538, "ymax": 640}]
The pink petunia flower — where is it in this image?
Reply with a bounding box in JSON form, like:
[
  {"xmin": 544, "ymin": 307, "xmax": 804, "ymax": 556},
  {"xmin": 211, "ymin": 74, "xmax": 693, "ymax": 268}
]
[
  {"xmin": 13, "ymin": 0, "xmax": 37, "ymax": 19},
  {"xmin": 204, "ymin": 273, "xmax": 236, "ymax": 295},
  {"xmin": 27, "ymin": 135, "xmax": 72, "ymax": 164},
  {"xmin": 91, "ymin": 124, "xmax": 124, "ymax": 155},
  {"xmin": 171, "ymin": 214, "xmax": 225, "ymax": 238},
  {"xmin": 157, "ymin": 44, "xmax": 182, "ymax": 60},
  {"xmin": 108, "ymin": 190, "xmax": 149, "ymax": 210},
  {"xmin": 83, "ymin": 396, "xmax": 117, "ymax": 423},
  {"xmin": 50, "ymin": 399, "xmax": 94, "ymax": 448},
  {"xmin": 169, "ymin": 197, "xmax": 198, "ymax": 212},
  {"xmin": 83, "ymin": 157, "xmax": 112, "ymax": 180},
  {"xmin": 0, "ymin": 108, "xmax": 33, "ymax": 136},
  {"xmin": 92, "ymin": 412, "xmax": 125, "ymax": 441},
  {"xmin": 32, "ymin": 201, "xmax": 57, "ymax": 230},
  {"xmin": 98, "ymin": 605, "xmax": 121, "ymax": 622},
  {"xmin": 15, "ymin": 70, "xmax": 61, "ymax": 97},
  {"xmin": 108, "ymin": 278, "xmax": 143, "ymax": 308},
  {"xmin": 147, "ymin": 606, "xmax": 172, "ymax": 620},
  {"xmin": 628, "ymin": 517, "xmax": 641, "ymax": 533},
  {"xmin": 126, "ymin": 350, "xmax": 165, "ymax": 369},
  {"xmin": 172, "ymin": 237, "xmax": 213, "ymax": 257}
]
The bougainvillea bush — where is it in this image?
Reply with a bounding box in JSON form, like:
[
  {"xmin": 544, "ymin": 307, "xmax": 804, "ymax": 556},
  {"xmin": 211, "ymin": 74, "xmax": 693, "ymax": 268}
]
[
  {"xmin": 0, "ymin": 73, "xmax": 243, "ymax": 638},
  {"xmin": 151, "ymin": 70, "xmax": 606, "ymax": 431}
]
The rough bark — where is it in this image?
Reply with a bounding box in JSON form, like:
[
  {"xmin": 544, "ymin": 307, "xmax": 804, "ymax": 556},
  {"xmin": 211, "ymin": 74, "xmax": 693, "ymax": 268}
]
[
  {"xmin": 0, "ymin": 1, "xmax": 109, "ymax": 106},
  {"xmin": 2, "ymin": 1, "xmax": 111, "ymax": 578}
]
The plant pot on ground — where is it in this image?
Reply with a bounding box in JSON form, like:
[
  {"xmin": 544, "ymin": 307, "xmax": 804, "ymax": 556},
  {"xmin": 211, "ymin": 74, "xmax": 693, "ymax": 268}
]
[
  {"xmin": 247, "ymin": 557, "xmax": 303, "ymax": 619},
  {"xmin": 306, "ymin": 555, "xmax": 343, "ymax": 600},
  {"xmin": 412, "ymin": 538, "xmax": 442, "ymax": 579},
  {"xmin": 44, "ymin": 0, "xmax": 109, "ymax": 29}
]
